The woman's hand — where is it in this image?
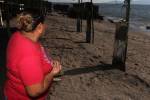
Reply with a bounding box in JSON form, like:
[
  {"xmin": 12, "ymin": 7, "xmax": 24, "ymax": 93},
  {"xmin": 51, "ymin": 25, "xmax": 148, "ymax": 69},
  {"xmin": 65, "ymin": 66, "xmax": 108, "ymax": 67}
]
[
  {"xmin": 51, "ymin": 60, "xmax": 62, "ymax": 76},
  {"xmin": 25, "ymin": 60, "xmax": 61, "ymax": 97}
]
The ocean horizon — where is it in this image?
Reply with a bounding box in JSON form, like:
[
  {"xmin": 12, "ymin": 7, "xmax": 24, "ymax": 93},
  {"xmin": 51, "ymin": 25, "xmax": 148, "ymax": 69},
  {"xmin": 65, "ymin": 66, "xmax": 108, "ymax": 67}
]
[
  {"xmin": 96, "ymin": 3, "xmax": 150, "ymax": 33},
  {"xmin": 51, "ymin": 2, "xmax": 150, "ymax": 33}
]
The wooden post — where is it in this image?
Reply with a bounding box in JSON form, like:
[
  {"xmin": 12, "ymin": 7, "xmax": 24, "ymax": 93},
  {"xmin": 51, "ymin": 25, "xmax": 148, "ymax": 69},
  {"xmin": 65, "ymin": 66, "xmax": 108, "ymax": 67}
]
[
  {"xmin": 91, "ymin": 0, "xmax": 94, "ymax": 44},
  {"xmin": 112, "ymin": 22, "xmax": 128, "ymax": 71},
  {"xmin": 86, "ymin": 1, "xmax": 94, "ymax": 43},
  {"xmin": 77, "ymin": 0, "xmax": 81, "ymax": 32},
  {"xmin": 112, "ymin": 0, "xmax": 131, "ymax": 71},
  {"xmin": 80, "ymin": 0, "xmax": 82, "ymax": 32},
  {"xmin": 125, "ymin": 0, "xmax": 130, "ymax": 24},
  {"xmin": 86, "ymin": 2, "xmax": 92, "ymax": 43}
]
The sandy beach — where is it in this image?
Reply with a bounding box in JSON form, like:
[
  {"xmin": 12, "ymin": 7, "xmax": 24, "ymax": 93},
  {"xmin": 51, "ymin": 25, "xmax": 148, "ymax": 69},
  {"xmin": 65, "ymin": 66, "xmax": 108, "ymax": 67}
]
[
  {"xmin": 37, "ymin": 13, "xmax": 150, "ymax": 100},
  {"xmin": 0, "ymin": 12, "xmax": 150, "ymax": 100}
]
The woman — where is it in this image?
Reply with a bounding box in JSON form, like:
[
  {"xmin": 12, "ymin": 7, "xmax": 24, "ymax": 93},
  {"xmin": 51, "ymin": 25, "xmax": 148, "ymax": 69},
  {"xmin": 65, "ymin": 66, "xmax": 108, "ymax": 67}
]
[{"xmin": 4, "ymin": 12, "xmax": 62, "ymax": 100}]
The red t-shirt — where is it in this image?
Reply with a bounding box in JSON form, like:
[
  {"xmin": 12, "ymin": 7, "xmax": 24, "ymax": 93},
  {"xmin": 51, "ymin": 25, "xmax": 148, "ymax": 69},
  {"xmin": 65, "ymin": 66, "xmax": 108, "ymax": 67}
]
[{"xmin": 4, "ymin": 31, "xmax": 53, "ymax": 100}]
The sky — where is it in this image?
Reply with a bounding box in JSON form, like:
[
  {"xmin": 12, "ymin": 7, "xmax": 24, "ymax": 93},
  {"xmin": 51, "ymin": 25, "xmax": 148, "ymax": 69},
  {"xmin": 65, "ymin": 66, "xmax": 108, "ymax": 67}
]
[
  {"xmin": 48, "ymin": 0, "xmax": 123, "ymax": 3},
  {"xmin": 48, "ymin": 0, "xmax": 150, "ymax": 4}
]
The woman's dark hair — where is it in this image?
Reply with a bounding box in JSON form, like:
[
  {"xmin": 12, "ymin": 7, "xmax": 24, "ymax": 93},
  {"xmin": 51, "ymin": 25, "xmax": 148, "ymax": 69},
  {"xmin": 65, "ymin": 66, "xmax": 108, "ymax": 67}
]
[
  {"xmin": 32, "ymin": 15, "xmax": 45, "ymax": 31},
  {"xmin": 17, "ymin": 11, "xmax": 45, "ymax": 32}
]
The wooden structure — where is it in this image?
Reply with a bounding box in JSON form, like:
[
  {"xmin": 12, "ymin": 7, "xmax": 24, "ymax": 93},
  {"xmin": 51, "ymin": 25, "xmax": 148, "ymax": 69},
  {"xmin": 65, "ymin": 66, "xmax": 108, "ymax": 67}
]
[
  {"xmin": 112, "ymin": 0, "xmax": 131, "ymax": 71},
  {"xmin": 75, "ymin": 0, "xmax": 95, "ymax": 43},
  {"xmin": 74, "ymin": 0, "xmax": 131, "ymax": 71},
  {"xmin": 75, "ymin": 0, "xmax": 131, "ymax": 71},
  {"xmin": 76, "ymin": 0, "xmax": 82, "ymax": 32},
  {"xmin": 85, "ymin": 2, "xmax": 94, "ymax": 43}
]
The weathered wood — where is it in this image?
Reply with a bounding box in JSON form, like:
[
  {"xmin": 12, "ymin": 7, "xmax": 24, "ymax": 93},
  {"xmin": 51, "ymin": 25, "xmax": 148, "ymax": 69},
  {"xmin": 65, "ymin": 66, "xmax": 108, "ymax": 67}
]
[
  {"xmin": 86, "ymin": 2, "xmax": 92, "ymax": 43},
  {"xmin": 91, "ymin": 1, "xmax": 94, "ymax": 44},
  {"xmin": 112, "ymin": 22, "xmax": 128, "ymax": 71},
  {"xmin": 112, "ymin": 0, "xmax": 131, "ymax": 71},
  {"xmin": 77, "ymin": 0, "xmax": 81, "ymax": 32},
  {"xmin": 86, "ymin": 2, "xmax": 94, "ymax": 43}
]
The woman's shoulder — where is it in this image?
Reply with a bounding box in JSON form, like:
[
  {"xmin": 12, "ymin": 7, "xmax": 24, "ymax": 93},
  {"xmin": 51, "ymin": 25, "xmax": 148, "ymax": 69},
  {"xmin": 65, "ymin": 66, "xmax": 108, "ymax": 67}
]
[{"xmin": 9, "ymin": 31, "xmax": 39, "ymax": 53}]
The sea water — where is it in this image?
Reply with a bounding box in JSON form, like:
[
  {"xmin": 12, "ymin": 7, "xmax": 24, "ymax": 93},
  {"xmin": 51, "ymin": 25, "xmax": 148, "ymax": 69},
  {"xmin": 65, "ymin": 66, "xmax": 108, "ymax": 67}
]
[{"xmin": 97, "ymin": 3, "xmax": 150, "ymax": 33}]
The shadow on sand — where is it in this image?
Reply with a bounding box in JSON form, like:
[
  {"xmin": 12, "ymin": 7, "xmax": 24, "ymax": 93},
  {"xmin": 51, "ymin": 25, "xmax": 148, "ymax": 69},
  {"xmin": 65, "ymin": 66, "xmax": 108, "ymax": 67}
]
[{"xmin": 64, "ymin": 63, "xmax": 115, "ymax": 76}]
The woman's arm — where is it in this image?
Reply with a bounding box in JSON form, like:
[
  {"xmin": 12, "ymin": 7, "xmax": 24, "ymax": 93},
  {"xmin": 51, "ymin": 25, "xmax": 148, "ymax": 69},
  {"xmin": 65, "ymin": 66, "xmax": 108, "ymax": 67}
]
[{"xmin": 25, "ymin": 61, "xmax": 61, "ymax": 97}]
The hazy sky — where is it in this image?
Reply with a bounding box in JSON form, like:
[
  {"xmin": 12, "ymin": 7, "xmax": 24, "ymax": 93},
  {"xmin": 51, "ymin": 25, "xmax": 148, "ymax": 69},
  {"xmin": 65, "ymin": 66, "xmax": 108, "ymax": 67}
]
[
  {"xmin": 48, "ymin": 0, "xmax": 135, "ymax": 3},
  {"xmin": 48, "ymin": 0, "xmax": 149, "ymax": 4},
  {"xmin": 48, "ymin": 0, "xmax": 122, "ymax": 3}
]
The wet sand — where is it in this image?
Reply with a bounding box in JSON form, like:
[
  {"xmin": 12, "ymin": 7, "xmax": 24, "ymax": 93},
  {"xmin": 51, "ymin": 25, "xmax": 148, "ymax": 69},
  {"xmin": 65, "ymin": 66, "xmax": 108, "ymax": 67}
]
[{"xmin": 40, "ymin": 13, "xmax": 150, "ymax": 100}]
